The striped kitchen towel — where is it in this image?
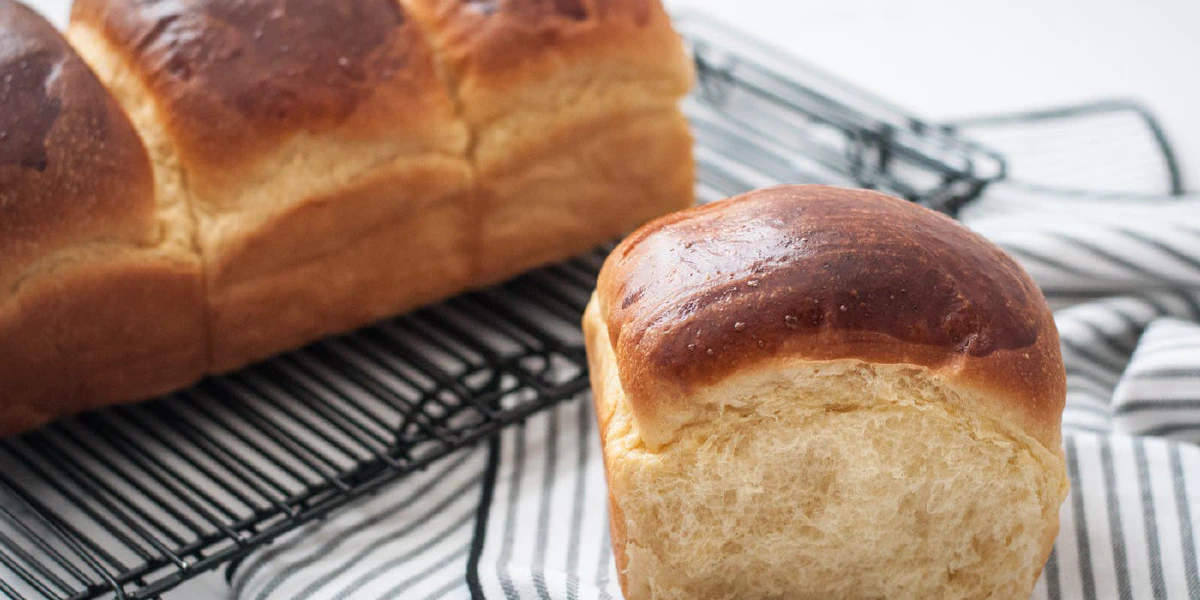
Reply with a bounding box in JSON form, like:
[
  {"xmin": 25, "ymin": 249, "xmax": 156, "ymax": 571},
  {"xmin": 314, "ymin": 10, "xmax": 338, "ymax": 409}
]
[{"xmin": 229, "ymin": 106, "xmax": 1200, "ymax": 600}]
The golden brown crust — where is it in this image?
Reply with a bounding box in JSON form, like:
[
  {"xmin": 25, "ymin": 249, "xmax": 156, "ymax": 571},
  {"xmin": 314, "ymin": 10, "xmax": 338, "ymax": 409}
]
[
  {"xmin": 473, "ymin": 107, "xmax": 695, "ymax": 287},
  {"xmin": 67, "ymin": 0, "xmax": 480, "ymax": 371},
  {"xmin": 403, "ymin": 0, "xmax": 696, "ymax": 285},
  {"xmin": 0, "ymin": 0, "xmax": 156, "ymax": 292},
  {"xmin": 207, "ymin": 164, "xmax": 474, "ymax": 371},
  {"xmin": 401, "ymin": 0, "xmax": 691, "ymax": 123},
  {"xmin": 0, "ymin": 0, "xmax": 206, "ymax": 436},
  {"xmin": 606, "ymin": 489, "xmax": 631, "ymax": 595},
  {"xmin": 584, "ymin": 299, "xmax": 631, "ymax": 595},
  {"xmin": 596, "ymin": 185, "xmax": 1066, "ymax": 450},
  {"xmin": 0, "ymin": 250, "xmax": 206, "ymax": 437},
  {"xmin": 69, "ymin": 0, "xmax": 462, "ymax": 180}
]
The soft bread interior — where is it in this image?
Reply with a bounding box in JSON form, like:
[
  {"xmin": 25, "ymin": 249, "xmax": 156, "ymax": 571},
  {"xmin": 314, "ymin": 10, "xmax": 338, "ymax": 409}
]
[{"xmin": 588, "ymin": 303, "xmax": 1068, "ymax": 600}]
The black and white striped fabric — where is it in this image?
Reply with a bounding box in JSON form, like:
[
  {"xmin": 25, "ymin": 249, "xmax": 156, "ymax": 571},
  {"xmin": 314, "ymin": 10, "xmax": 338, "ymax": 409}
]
[{"xmin": 229, "ymin": 111, "xmax": 1200, "ymax": 600}]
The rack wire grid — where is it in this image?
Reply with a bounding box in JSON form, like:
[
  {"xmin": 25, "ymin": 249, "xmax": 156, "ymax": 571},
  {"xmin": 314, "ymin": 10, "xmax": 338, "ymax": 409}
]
[{"xmin": 0, "ymin": 14, "xmax": 1010, "ymax": 600}]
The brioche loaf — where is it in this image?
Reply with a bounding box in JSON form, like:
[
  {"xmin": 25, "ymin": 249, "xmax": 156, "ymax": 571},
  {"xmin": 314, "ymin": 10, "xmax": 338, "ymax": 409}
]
[
  {"xmin": 584, "ymin": 185, "xmax": 1069, "ymax": 600},
  {"xmin": 0, "ymin": 0, "xmax": 693, "ymax": 435}
]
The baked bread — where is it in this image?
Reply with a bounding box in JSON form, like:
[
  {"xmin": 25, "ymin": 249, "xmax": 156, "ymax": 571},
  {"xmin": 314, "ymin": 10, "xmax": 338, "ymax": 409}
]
[
  {"xmin": 0, "ymin": 0, "xmax": 206, "ymax": 435},
  {"xmin": 402, "ymin": 0, "xmax": 695, "ymax": 285},
  {"xmin": 68, "ymin": 0, "xmax": 478, "ymax": 372},
  {"xmin": 0, "ymin": 0, "xmax": 692, "ymax": 435},
  {"xmin": 584, "ymin": 185, "xmax": 1069, "ymax": 599},
  {"xmin": 67, "ymin": 0, "xmax": 694, "ymax": 370}
]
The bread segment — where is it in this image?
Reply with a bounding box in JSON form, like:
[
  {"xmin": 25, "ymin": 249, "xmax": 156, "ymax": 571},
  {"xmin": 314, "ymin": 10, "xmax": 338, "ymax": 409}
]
[
  {"xmin": 401, "ymin": 0, "xmax": 695, "ymax": 284},
  {"xmin": 68, "ymin": 0, "xmax": 477, "ymax": 370},
  {"xmin": 0, "ymin": 0, "xmax": 205, "ymax": 435},
  {"xmin": 586, "ymin": 185, "xmax": 1070, "ymax": 600}
]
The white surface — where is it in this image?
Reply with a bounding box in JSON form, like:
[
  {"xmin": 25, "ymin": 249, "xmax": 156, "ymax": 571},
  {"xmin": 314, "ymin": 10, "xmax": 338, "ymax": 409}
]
[
  {"xmin": 12, "ymin": 0, "xmax": 1199, "ymax": 597},
  {"xmin": 663, "ymin": 0, "xmax": 1200, "ymax": 187}
]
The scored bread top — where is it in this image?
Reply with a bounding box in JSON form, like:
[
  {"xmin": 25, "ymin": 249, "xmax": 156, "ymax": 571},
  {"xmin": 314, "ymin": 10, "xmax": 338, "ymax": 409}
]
[
  {"xmin": 596, "ymin": 185, "xmax": 1066, "ymax": 450},
  {"xmin": 0, "ymin": 0, "xmax": 156, "ymax": 293}
]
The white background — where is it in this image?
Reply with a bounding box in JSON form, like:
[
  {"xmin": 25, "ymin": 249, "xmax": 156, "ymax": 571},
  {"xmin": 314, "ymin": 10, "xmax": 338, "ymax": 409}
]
[
  {"xmin": 666, "ymin": 0, "xmax": 1200, "ymax": 188},
  {"xmin": 16, "ymin": 0, "xmax": 1200, "ymax": 596}
]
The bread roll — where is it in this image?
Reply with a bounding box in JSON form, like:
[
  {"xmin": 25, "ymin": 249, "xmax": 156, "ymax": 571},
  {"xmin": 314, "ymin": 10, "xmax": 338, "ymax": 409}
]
[
  {"xmin": 584, "ymin": 185, "xmax": 1069, "ymax": 599},
  {"xmin": 0, "ymin": 0, "xmax": 205, "ymax": 436},
  {"xmin": 0, "ymin": 0, "xmax": 693, "ymax": 435}
]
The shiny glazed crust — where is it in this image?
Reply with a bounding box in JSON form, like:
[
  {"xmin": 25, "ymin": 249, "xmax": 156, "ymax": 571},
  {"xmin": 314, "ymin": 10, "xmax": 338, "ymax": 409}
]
[
  {"xmin": 0, "ymin": 0, "xmax": 156, "ymax": 291},
  {"xmin": 68, "ymin": 0, "xmax": 466, "ymax": 179},
  {"xmin": 596, "ymin": 185, "xmax": 1066, "ymax": 450},
  {"xmin": 402, "ymin": 0, "xmax": 693, "ymax": 123}
]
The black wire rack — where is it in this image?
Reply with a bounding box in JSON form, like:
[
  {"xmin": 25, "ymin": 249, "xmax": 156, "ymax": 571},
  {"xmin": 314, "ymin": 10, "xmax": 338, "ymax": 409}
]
[
  {"xmin": 677, "ymin": 15, "xmax": 1007, "ymax": 215},
  {"xmin": 0, "ymin": 14, "xmax": 1011, "ymax": 600}
]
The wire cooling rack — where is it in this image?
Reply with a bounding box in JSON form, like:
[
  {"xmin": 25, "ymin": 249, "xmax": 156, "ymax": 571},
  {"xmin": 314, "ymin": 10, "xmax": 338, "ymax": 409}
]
[{"xmin": 0, "ymin": 14, "xmax": 1012, "ymax": 600}]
